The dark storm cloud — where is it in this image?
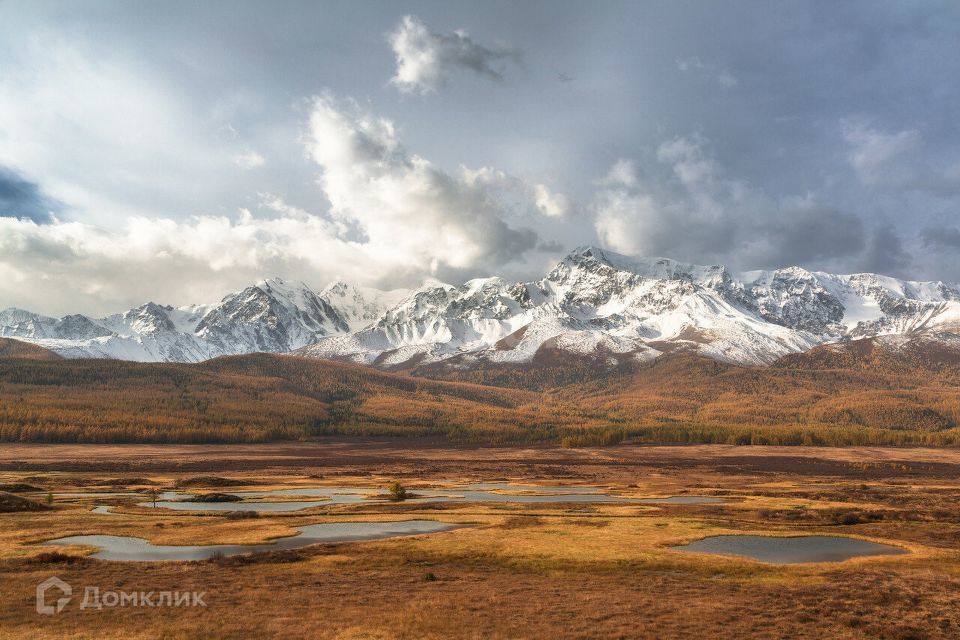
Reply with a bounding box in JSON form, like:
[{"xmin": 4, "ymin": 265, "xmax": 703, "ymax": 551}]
[
  {"xmin": 0, "ymin": 166, "xmax": 58, "ymax": 223},
  {"xmin": 921, "ymin": 226, "xmax": 960, "ymax": 251},
  {"xmin": 756, "ymin": 207, "xmax": 866, "ymax": 268},
  {"xmin": 859, "ymin": 225, "xmax": 911, "ymax": 275},
  {"xmin": 591, "ymin": 139, "xmax": 876, "ymax": 273}
]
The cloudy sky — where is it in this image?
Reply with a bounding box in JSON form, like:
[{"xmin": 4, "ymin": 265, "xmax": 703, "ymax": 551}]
[{"xmin": 2, "ymin": 0, "xmax": 960, "ymax": 316}]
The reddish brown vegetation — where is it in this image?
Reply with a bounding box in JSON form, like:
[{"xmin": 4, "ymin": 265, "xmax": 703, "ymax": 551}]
[
  {"xmin": 0, "ymin": 337, "xmax": 958, "ymax": 446},
  {"xmin": 0, "ymin": 338, "xmax": 60, "ymax": 360}
]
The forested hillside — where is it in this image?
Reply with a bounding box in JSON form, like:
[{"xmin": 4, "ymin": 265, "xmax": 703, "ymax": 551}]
[
  {"xmin": 1, "ymin": 337, "xmax": 959, "ymax": 446},
  {"xmin": 558, "ymin": 338, "xmax": 960, "ymax": 447},
  {"xmin": 0, "ymin": 339, "xmax": 60, "ymax": 360}
]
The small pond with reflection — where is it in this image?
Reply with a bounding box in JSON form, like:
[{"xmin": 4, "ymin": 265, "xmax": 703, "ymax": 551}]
[
  {"xmin": 671, "ymin": 535, "xmax": 906, "ymax": 564},
  {"xmin": 42, "ymin": 520, "xmax": 459, "ymax": 561}
]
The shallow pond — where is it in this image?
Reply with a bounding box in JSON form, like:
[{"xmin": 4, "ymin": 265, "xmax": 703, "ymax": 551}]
[
  {"xmin": 42, "ymin": 520, "xmax": 458, "ymax": 561},
  {"xmin": 90, "ymin": 506, "xmax": 119, "ymax": 515},
  {"xmin": 139, "ymin": 484, "xmax": 651, "ymax": 512},
  {"xmin": 49, "ymin": 483, "xmax": 728, "ymax": 513},
  {"xmin": 671, "ymin": 535, "xmax": 907, "ymax": 564},
  {"xmin": 51, "ymin": 492, "xmax": 145, "ymax": 498},
  {"xmin": 145, "ymin": 496, "xmax": 336, "ymax": 512},
  {"xmin": 635, "ymin": 496, "xmax": 727, "ymax": 504},
  {"xmin": 460, "ymin": 483, "xmax": 603, "ymax": 493}
]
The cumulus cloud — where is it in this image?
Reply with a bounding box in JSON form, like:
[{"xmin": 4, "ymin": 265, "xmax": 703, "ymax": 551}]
[
  {"xmin": 0, "ymin": 96, "xmax": 556, "ymax": 315},
  {"xmin": 591, "ymin": 136, "xmax": 879, "ymax": 271},
  {"xmin": 0, "ymin": 212, "xmax": 352, "ymax": 316},
  {"xmin": 387, "ymin": 15, "xmax": 520, "ymax": 94},
  {"xmin": 304, "ymin": 94, "xmax": 542, "ymax": 275},
  {"xmin": 534, "ymin": 184, "xmax": 570, "ymax": 218}
]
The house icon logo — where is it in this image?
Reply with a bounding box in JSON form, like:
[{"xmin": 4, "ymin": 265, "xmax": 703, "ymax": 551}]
[{"xmin": 36, "ymin": 577, "xmax": 72, "ymax": 615}]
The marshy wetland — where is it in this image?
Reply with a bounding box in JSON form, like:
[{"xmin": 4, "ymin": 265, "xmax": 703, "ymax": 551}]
[
  {"xmin": 129, "ymin": 483, "xmax": 712, "ymax": 512},
  {"xmin": 2, "ymin": 441, "xmax": 960, "ymax": 638}
]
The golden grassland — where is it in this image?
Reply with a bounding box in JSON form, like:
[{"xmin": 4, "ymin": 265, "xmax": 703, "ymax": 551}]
[{"xmin": 2, "ymin": 444, "xmax": 960, "ymax": 638}]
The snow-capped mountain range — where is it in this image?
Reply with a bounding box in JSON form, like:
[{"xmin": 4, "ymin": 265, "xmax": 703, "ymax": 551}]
[{"xmin": 3, "ymin": 247, "xmax": 959, "ymax": 367}]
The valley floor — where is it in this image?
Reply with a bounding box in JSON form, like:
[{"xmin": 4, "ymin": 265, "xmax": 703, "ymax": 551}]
[{"xmin": 2, "ymin": 442, "xmax": 960, "ymax": 639}]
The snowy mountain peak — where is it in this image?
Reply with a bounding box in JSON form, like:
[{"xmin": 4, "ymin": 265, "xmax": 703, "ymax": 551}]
[
  {"xmin": 121, "ymin": 302, "xmax": 178, "ymax": 333},
  {"xmin": 3, "ymin": 249, "xmax": 960, "ymax": 367},
  {"xmin": 255, "ymin": 277, "xmax": 314, "ymax": 302},
  {"xmin": 319, "ymin": 281, "xmax": 408, "ymax": 332},
  {"xmin": 564, "ymin": 245, "xmax": 729, "ymax": 281},
  {"xmin": 320, "ymin": 281, "xmax": 352, "ymax": 296}
]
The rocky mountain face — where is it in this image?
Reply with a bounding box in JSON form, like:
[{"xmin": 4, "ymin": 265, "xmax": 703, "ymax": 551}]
[
  {"xmin": 0, "ymin": 278, "xmax": 368, "ymax": 363},
  {"xmin": 2, "ymin": 247, "xmax": 959, "ymax": 366}
]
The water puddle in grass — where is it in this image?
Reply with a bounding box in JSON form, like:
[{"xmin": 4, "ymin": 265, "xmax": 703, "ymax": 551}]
[
  {"xmin": 635, "ymin": 496, "xmax": 727, "ymax": 504},
  {"xmin": 145, "ymin": 496, "xmax": 336, "ymax": 512},
  {"xmin": 137, "ymin": 484, "xmax": 656, "ymax": 512},
  {"xmin": 90, "ymin": 506, "xmax": 118, "ymax": 515},
  {"xmin": 41, "ymin": 520, "xmax": 459, "ymax": 561},
  {"xmin": 460, "ymin": 483, "xmax": 603, "ymax": 493},
  {"xmin": 671, "ymin": 535, "xmax": 907, "ymax": 564},
  {"xmin": 50, "ymin": 492, "xmax": 145, "ymax": 498}
]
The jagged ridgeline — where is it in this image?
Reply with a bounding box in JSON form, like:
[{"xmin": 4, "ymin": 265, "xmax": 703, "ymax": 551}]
[{"xmin": 2, "ymin": 247, "xmax": 959, "ymax": 368}]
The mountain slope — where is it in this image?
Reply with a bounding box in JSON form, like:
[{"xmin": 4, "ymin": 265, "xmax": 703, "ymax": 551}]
[
  {"xmin": 0, "ymin": 351, "xmax": 559, "ymax": 443},
  {"xmin": 1, "ymin": 341, "xmax": 959, "ymax": 445},
  {"xmin": 0, "ymin": 338, "xmax": 60, "ymax": 360},
  {"xmin": 560, "ymin": 338, "xmax": 960, "ymax": 439}
]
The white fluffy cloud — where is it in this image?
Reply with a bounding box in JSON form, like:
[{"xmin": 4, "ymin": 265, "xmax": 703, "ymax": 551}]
[
  {"xmin": 304, "ymin": 94, "xmax": 543, "ymax": 273},
  {"xmin": 534, "ymin": 184, "xmax": 570, "ymax": 218},
  {"xmin": 387, "ymin": 15, "xmax": 520, "ymax": 94},
  {"xmin": 0, "ymin": 96, "xmax": 558, "ymax": 316},
  {"xmin": 0, "ymin": 212, "xmax": 342, "ymax": 316}
]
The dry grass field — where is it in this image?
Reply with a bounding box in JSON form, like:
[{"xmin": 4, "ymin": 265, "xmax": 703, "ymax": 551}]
[{"xmin": 1, "ymin": 442, "xmax": 960, "ymax": 638}]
